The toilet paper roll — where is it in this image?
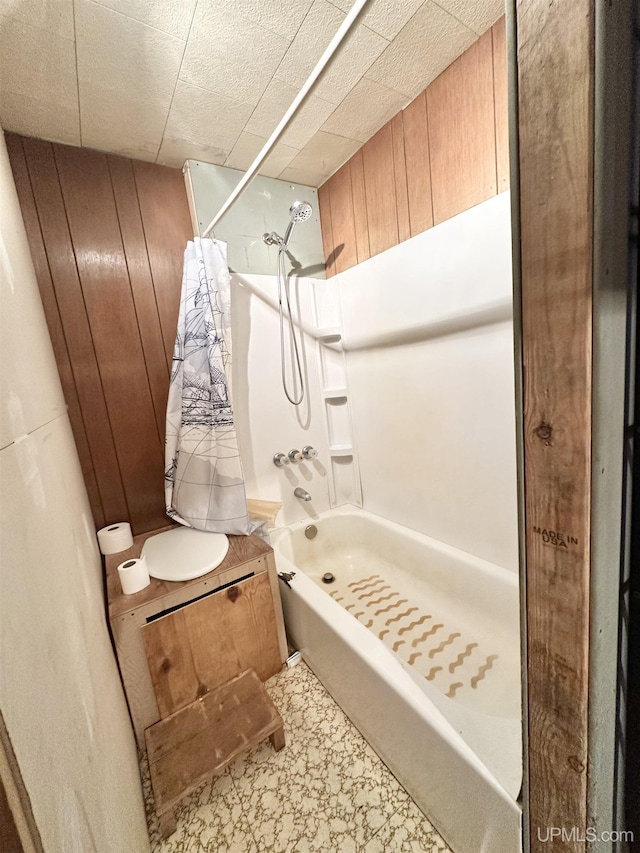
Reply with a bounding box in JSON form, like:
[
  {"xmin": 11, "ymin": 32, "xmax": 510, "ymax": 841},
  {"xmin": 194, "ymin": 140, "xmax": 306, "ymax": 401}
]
[
  {"xmin": 97, "ymin": 522, "xmax": 133, "ymax": 555},
  {"xmin": 117, "ymin": 555, "xmax": 150, "ymax": 595}
]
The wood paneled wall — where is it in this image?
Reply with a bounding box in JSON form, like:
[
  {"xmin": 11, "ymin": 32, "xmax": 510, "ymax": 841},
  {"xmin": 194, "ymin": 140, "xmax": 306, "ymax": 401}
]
[
  {"xmin": 318, "ymin": 18, "xmax": 508, "ymax": 276},
  {"xmin": 6, "ymin": 134, "xmax": 193, "ymax": 536}
]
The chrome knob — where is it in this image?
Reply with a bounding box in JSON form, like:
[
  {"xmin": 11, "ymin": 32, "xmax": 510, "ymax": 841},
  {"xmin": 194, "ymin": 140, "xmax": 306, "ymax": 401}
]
[
  {"xmin": 273, "ymin": 452, "xmax": 289, "ymax": 467},
  {"xmin": 288, "ymin": 449, "xmax": 304, "ymax": 463},
  {"xmin": 302, "ymin": 445, "xmax": 318, "ymax": 460}
]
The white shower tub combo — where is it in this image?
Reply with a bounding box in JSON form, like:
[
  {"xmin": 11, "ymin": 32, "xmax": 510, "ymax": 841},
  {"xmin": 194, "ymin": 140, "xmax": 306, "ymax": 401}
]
[{"xmin": 272, "ymin": 505, "xmax": 522, "ymax": 853}]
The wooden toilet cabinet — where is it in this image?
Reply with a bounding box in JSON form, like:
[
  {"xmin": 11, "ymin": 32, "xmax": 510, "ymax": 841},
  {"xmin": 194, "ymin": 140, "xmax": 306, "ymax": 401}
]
[{"xmin": 105, "ymin": 526, "xmax": 288, "ymax": 744}]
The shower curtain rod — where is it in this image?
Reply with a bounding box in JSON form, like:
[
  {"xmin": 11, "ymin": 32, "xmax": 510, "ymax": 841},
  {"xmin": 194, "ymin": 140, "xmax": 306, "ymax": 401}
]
[{"xmin": 201, "ymin": 0, "xmax": 372, "ymax": 238}]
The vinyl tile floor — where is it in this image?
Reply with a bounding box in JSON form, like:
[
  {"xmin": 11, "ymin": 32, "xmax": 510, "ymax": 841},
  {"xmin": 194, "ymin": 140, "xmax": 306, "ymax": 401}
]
[{"xmin": 142, "ymin": 662, "xmax": 454, "ymax": 853}]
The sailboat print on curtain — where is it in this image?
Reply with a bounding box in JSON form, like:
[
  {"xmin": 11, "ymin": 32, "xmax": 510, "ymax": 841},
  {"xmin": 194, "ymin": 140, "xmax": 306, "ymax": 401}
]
[{"xmin": 165, "ymin": 237, "xmax": 251, "ymax": 534}]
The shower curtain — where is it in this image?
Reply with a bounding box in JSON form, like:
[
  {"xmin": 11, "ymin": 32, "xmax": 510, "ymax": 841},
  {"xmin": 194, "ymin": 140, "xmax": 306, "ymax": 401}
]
[{"xmin": 164, "ymin": 237, "xmax": 251, "ymax": 534}]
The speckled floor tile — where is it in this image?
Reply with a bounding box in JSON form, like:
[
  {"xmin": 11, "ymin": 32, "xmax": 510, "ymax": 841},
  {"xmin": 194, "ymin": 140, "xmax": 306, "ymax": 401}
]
[
  {"xmin": 142, "ymin": 753, "xmax": 258, "ymax": 853},
  {"xmin": 362, "ymin": 798, "xmax": 454, "ymax": 853},
  {"xmin": 143, "ymin": 662, "xmax": 453, "ymax": 853},
  {"xmin": 229, "ymin": 663, "xmax": 409, "ymax": 852}
]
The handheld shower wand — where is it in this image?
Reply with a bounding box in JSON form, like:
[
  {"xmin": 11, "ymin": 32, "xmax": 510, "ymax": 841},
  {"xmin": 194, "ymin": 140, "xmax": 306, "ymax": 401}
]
[
  {"xmin": 282, "ymin": 200, "xmax": 313, "ymax": 248},
  {"xmin": 263, "ymin": 200, "xmax": 313, "ymax": 250},
  {"xmin": 263, "ymin": 202, "xmax": 313, "ymax": 406}
]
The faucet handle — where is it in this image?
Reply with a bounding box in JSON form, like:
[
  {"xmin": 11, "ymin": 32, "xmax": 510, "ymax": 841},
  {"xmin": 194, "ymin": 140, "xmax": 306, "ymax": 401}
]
[
  {"xmin": 273, "ymin": 452, "xmax": 289, "ymax": 468},
  {"xmin": 302, "ymin": 445, "xmax": 318, "ymax": 460},
  {"xmin": 288, "ymin": 449, "xmax": 304, "ymax": 464}
]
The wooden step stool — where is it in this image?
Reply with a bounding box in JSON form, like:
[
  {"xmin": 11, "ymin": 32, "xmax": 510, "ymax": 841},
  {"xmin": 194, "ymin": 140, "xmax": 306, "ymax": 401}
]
[{"xmin": 145, "ymin": 668, "xmax": 285, "ymax": 838}]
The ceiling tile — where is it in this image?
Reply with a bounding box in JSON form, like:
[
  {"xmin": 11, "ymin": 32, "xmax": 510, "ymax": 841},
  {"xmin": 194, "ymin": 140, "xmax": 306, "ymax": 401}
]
[
  {"xmin": 274, "ymin": 0, "xmax": 388, "ymax": 105},
  {"xmin": 365, "ymin": 0, "xmax": 476, "ymax": 97},
  {"xmin": 80, "ymin": 115, "xmax": 160, "ymax": 160},
  {"xmin": 75, "ymin": 0, "xmax": 183, "ymax": 156},
  {"xmin": 245, "ymin": 78, "xmax": 298, "ymax": 138},
  {"xmin": 0, "ymin": 15, "xmax": 78, "ymax": 113},
  {"xmin": 281, "ymin": 130, "xmax": 361, "ymax": 185},
  {"xmin": 278, "ymin": 163, "xmax": 330, "ymax": 187},
  {"xmin": 0, "ymin": 90, "xmax": 80, "ymax": 146},
  {"xmin": 219, "ymin": 0, "xmax": 314, "ymax": 40},
  {"xmin": 157, "ymin": 136, "xmax": 228, "ymax": 169},
  {"xmin": 432, "ymin": 0, "xmax": 505, "ymax": 36},
  {"xmin": 90, "ymin": 0, "xmax": 197, "ymax": 40},
  {"xmin": 164, "ymin": 81, "xmax": 254, "ymax": 151},
  {"xmin": 280, "ymin": 94, "xmax": 338, "ymax": 149},
  {"xmin": 321, "ymin": 76, "xmax": 407, "ymax": 143},
  {"xmin": 224, "ymin": 131, "xmax": 298, "ymax": 178},
  {"xmin": 180, "ymin": 0, "xmax": 290, "ymax": 106},
  {"xmin": 327, "ymin": 0, "xmax": 426, "ymax": 40},
  {"xmin": 245, "ymin": 78, "xmax": 336, "ymax": 150},
  {"xmin": 0, "ymin": 0, "xmax": 74, "ymax": 38}
]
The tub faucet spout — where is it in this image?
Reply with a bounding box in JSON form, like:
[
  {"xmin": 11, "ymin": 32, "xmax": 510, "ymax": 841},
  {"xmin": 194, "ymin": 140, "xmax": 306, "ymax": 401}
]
[{"xmin": 294, "ymin": 487, "xmax": 312, "ymax": 502}]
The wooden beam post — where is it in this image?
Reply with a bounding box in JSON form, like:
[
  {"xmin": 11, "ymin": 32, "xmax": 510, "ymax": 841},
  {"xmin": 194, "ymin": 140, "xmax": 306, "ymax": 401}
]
[{"xmin": 516, "ymin": 0, "xmax": 595, "ymax": 849}]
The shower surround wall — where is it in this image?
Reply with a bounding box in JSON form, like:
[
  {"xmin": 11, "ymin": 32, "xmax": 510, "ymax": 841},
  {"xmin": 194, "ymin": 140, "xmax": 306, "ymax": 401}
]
[
  {"xmin": 313, "ymin": 14, "xmax": 516, "ymax": 569},
  {"xmin": 231, "ymin": 271, "xmax": 333, "ymax": 526},
  {"xmin": 184, "ymin": 161, "xmax": 337, "ymax": 526},
  {"xmin": 337, "ymin": 192, "xmax": 517, "ymax": 570}
]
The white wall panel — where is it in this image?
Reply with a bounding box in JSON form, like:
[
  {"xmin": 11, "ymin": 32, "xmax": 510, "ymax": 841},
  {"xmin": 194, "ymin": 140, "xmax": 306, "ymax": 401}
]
[
  {"xmin": 337, "ymin": 192, "xmax": 518, "ymax": 570},
  {"xmin": 0, "ymin": 416, "xmax": 149, "ymax": 852},
  {"xmin": 231, "ymin": 273, "xmax": 331, "ymax": 527}
]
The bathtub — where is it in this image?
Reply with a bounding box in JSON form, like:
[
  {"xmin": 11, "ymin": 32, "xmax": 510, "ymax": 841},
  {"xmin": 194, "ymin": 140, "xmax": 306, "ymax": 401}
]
[{"xmin": 272, "ymin": 505, "xmax": 522, "ymax": 853}]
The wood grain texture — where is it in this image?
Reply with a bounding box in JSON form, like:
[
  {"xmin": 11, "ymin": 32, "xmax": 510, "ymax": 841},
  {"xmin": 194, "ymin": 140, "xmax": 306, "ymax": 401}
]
[
  {"xmin": 5, "ymin": 134, "xmax": 105, "ymax": 528},
  {"xmin": 427, "ymin": 29, "xmax": 497, "ymax": 225},
  {"xmin": 133, "ymin": 161, "xmax": 193, "ymax": 368},
  {"xmin": 402, "ymin": 91, "xmax": 434, "ymax": 237},
  {"xmin": 362, "ymin": 121, "xmax": 398, "ymax": 257},
  {"xmin": 317, "ymin": 22, "xmax": 507, "ymax": 274},
  {"xmin": 108, "ymin": 528, "xmax": 281, "ymax": 744},
  {"xmin": 517, "ymin": 0, "xmax": 594, "ymax": 847},
  {"xmin": 492, "ymin": 16, "xmax": 510, "ymax": 191},
  {"xmin": 266, "ymin": 551, "xmax": 289, "ymax": 664},
  {"xmin": 7, "ymin": 136, "xmax": 194, "ymax": 535},
  {"xmin": 18, "ymin": 136, "xmax": 129, "ymax": 524},
  {"xmin": 349, "ymin": 150, "xmax": 370, "ymax": 264},
  {"xmin": 143, "ymin": 608, "xmax": 199, "ymax": 718},
  {"xmin": 391, "ymin": 113, "xmax": 410, "ymax": 243},
  {"xmin": 106, "ymin": 527, "xmax": 272, "ymax": 619},
  {"xmin": 110, "ymin": 607, "xmax": 161, "ymax": 745},
  {"xmin": 328, "ymin": 163, "xmax": 358, "ymax": 274},
  {"xmin": 108, "ymin": 155, "xmax": 169, "ymax": 442},
  {"xmin": 317, "ymin": 181, "xmax": 336, "ymax": 277},
  {"xmin": 145, "ymin": 668, "xmax": 284, "ymax": 822},
  {"xmin": 143, "ymin": 572, "xmax": 282, "ymax": 718},
  {"xmin": 54, "ymin": 144, "xmax": 166, "ymax": 535}
]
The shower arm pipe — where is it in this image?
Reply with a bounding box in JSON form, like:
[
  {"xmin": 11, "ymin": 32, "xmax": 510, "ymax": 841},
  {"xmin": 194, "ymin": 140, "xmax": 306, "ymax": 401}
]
[{"xmin": 201, "ymin": 0, "xmax": 372, "ymax": 239}]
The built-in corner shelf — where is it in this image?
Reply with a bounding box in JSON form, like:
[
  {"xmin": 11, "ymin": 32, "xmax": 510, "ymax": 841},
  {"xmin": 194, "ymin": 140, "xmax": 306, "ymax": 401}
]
[
  {"xmin": 322, "ymin": 387, "xmax": 348, "ymax": 401},
  {"xmin": 328, "ymin": 444, "xmax": 353, "ymax": 457},
  {"xmin": 316, "ymin": 327, "xmax": 342, "ymax": 343}
]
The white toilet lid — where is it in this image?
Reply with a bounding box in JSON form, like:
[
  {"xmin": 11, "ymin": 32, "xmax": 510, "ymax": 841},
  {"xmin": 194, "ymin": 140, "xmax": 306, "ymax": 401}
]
[{"xmin": 141, "ymin": 527, "xmax": 229, "ymax": 582}]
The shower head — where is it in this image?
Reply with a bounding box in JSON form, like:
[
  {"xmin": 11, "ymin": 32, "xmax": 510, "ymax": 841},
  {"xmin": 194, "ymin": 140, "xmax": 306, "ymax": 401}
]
[
  {"xmin": 283, "ymin": 200, "xmax": 313, "ymax": 247},
  {"xmin": 263, "ymin": 200, "xmax": 314, "ymax": 250},
  {"xmin": 289, "ymin": 200, "xmax": 313, "ymax": 223}
]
